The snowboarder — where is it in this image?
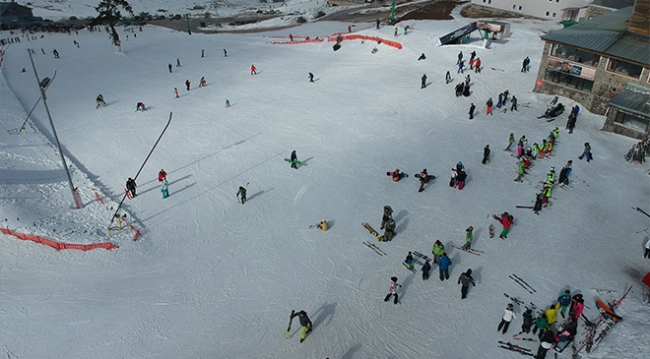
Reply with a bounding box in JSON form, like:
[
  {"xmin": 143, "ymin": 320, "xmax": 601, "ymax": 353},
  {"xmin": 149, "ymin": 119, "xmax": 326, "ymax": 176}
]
[
  {"xmin": 557, "ymin": 290, "xmax": 572, "ymax": 318},
  {"xmin": 126, "ymin": 178, "xmax": 137, "ymax": 198},
  {"xmin": 521, "ymin": 308, "xmax": 534, "ymax": 334},
  {"xmin": 417, "ymin": 53, "xmax": 426, "ymax": 61},
  {"xmin": 383, "ymin": 218, "xmax": 396, "ymax": 241},
  {"xmin": 505, "ymin": 133, "xmax": 515, "ymax": 151},
  {"xmin": 469, "ymin": 103, "xmax": 476, "ymax": 119},
  {"xmin": 161, "ymin": 179, "xmax": 169, "ymax": 199},
  {"xmin": 482, "ymin": 144, "xmax": 490, "ymax": 164},
  {"xmin": 522, "ymin": 56, "xmax": 530, "ymax": 72},
  {"xmin": 457, "ymin": 269, "xmax": 475, "ymax": 299},
  {"xmin": 497, "ymin": 303, "xmax": 516, "ymax": 334},
  {"xmin": 199, "ymin": 77, "xmax": 206, "ymax": 87},
  {"xmin": 404, "ymin": 252, "xmax": 415, "ymax": 270},
  {"xmin": 308, "ymin": 72, "xmax": 314, "ymax": 82},
  {"xmin": 432, "ymin": 240, "xmax": 444, "ymax": 264},
  {"xmin": 462, "ymin": 226, "xmax": 473, "ymax": 250},
  {"xmin": 421, "ymin": 260, "xmax": 431, "ymax": 280},
  {"xmin": 236, "ymin": 186, "xmax": 247, "ymax": 204},
  {"xmin": 578, "ymin": 142, "xmax": 592, "ymax": 162},
  {"xmin": 289, "ymin": 310, "xmax": 312, "ymax": 342},
  {"xmin": 136, "ymin": 102, "xmax": 146, "ymax": 111},
  {"xmin": 493, "ymin": 212, "xmax": 514, "ymax": 239},
  {"xmin": 158, "ymin": 169, "xmax": 167, "ymax": 182},
  {"xmin": 421, "ymin": 74, "xmax": 427, "ymax": 89},
  {"xmin": 445, "ymin": 71, "xmax": 451, "ymax": 84},
  {"xmin": 457, "ymin": 51, "xmax": 463, "ymax": 65},
  {"xmin": 251, "ymin": 64, "xmax": 257, "ymax": 75},
  {"xmin": 185, "ymin": 80, "xmax": 191, "ymax": 91},
  {"xmin": 380, "ymin": 205, "xmax": 393, "ymax": 229},
  {"xmin": 176, "ymin": 58, "xmax": 181, "ymax": 67},
  {"xmin": 486, "ymin": 98, "xmax": 493, "ymax": 116},
  {"xmin": 387, "ymin": 169, "xmax": 405, "ymax": 182},
  {"xmin": 96, "ymin": 94, "xmax": 106, "ymax": 108},
  {"xmin": 418, "ymin": 169, "xmax": 429, "ymax": 192},
  {"xmin": 290, "ymin": 150, "xmax": 298, "ymax": 169},
  {"xmin": 438, "ymin": 252, "xmax": 452, "ymax": 281},
  {"xmin": 474, "ymin": 58, "xmax": 481, "ymax": 73},
  {"xmin": 384, "ymin": 276, "xmax": 401, "ymax": 304},
  {"xmin": 510, "ymin": 96, "xmax": 518, "ymax": 111},
  {"xmin": 223, "ymin": 49, "xmax": 227, "ymax": 57}
]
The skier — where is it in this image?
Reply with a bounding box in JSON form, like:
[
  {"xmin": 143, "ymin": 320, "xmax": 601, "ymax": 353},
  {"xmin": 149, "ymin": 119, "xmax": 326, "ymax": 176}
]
[
  {"xmin": 289, "ymin": 310, "xmax": 312, "ymax": 343},
  {"xmin": 469, "ymin": 57, "xmax": 475, "ymax": 70},
  {"xmin": 185, "ymin": 80, "xmax": 191, "ymax": 91},
  {"xmin": 404, "ymin": 252, "xmax": 415, "ymax": 270},
  {"xmin": 493, "ymin": 212, "xmax": 514, "ymax": 239},
  {"xmin": 578, "ymin": 142, "xmax": 592, "ymax": 162},
  {"xmin": 53, "ymin": 49, "xmax": 59, "ymax": 58},
  {"xmin": 558, "ymin": 160, "xmax": 572, "ymax": 185},
  {"xmin": 532, "ymin": 143, "xmax": 539, "ymax": 159},
  {"xmin": 418, "ymin": 169, "xmax": 429, "ymax": 192},
  {"xmin": 158, "ymin": 169, "xmax": 167, "ymax": 182},
  {"xmin": 384, "ymin": 276, "xmax": 401, "ymax": 304},
  {"xmin": 432, "ymin": 240, "xmax": 444, "ymax": 264},
  {"xmin": 383, "ymin": 218, "xmax": 396, "ymax": 241},
  {"xmin": 482, "ymin": 144, "xmax": 490, "ymax": 164},
  {"xmin": 533, "ymin": 192, "xmax": 544, "ymax": 214},
  {"xmin": 380, "ymin": 205, "xmax": 393, "ymax": 229},
  {"xmin": 417, "ymin": 53, "xmax": 426, "ymax": 61},
  {"xmin": 455, "ymin": 83, "xmax": 464, "ymax": 97},
  {"xmin": 461, "ymin": 226, "xmax": 474, "ymax": 250},
  {"xmin": 96, "ymin": 94, "xmax": 106, "ymax": 108},
  {"xmin": 236, "ymin": 186, "xmax": 247, "ymax": 204},
  {"xmin": 199, "ymin": 77, "xmax": 206, "ymax": 87},
  {"xmin": 445, "ymin": 71, "xmax": 451, "ymax": 84},
  {"xmin": 457, "ymin": 60, "xmax": 464, "ymax": 74},
  {"xmin": 510, "ymin": 96, "xmax": 518, "ymax": 111},
  {"xmin": 174, "ymin": 88, "xmax": 179, "ymax": 98},
  {"xmin": 394, "ymin": 27, "xmax": 398, "ymax": 37},
  {"xmin": 176, "ymin": 58, "xmax": 181, "ymax": 67},
  {"xmin": 557, "ymin": 290, "xmax": 572, "ymax": 318},
  {"xmin": 457, "ymin": 269, "xmax": 475, "ymax": 299},
  {"xmin": 421, "ymin": 260, "xmax": 431, "ymax": 280},
  {"xmin": 486, "ymin": 98, "xmax": 493, "ymax": 116},
  {"xmin": 348, "ymin": 25, "xmax": 352, "ymax": 33},
  {"xmin": 161, "ymin": 179, "xmax": 169, "ymax": 199},
  {"xmin": 376, "ymin": 18, "xmax": 380, "ymax": 29},
  {"xmin": 201, "ymin": 49, "xmax": 204, "ymax": 58},
  {"xmin": 534, "ymin": 330, "xmax": 556, "ymax": 359},
  {"xmin": 223, "ymin": 49, "xmax": 227, "ymax": 57},
  {"xmin": 503, "ymin": 90, "xmax": 509, "ymax": 104},
  {"xmin": 403, "ymin": 25, "xmax": 409, "ymax": 35},
  {"xmin": 497, "ymin": 93, "xmax": 503, "ymax": 109},
  {"xmin": 497, "ymin": 303, "xmax": 516, "ymax": 334},
  {"xmin": 421, "ymin": 74, "xmax": 427, "ymax": 89},
  {"xmin": 136, "ymin": 102, "xmax": 146, "ymax": 111},
  {"xmin": 474, "ymin": 58, "xmax": 481, "ymax": 73},
  {"xmin": 225, "ymin": 100, "xmax": 230, "ymax": 108},
  {"xmin": 438, "ymin": 252, "xmax": 452, "ymax": 281},
  {"xmin": 521, "ymin": 308, "xmax": 534, "ymax": 334},
  {"xmin": 470, "ymin": 50, "xmax": 476, "ymax": 61},
  {"xmin": 469, "ymin": 103, "xmax": 476, "ymax": 120},
  {"xmin": 126, "ymin": 177, "xmax": 137, "ymax": 197},
  {"xmin": 505, "ymin": 133, "xmax": 515, "ymax": 151},
  {"xmin": 457, "ymin": 51, "xmax": 463, "ymax": 65},
  {"xmin": 290, "ymin": 150, "xmax": 298, "ymax": 169},
  {"xmin": 522, "ymin": 56, "xmax": 530, "ymax": 72},
  {"xmin": 308, "ymin": 72, "xmax": 314, "ymax": 83},
  {"xmin": 251, "ymin": 64, "xmax": 257, "ymax": 75}
]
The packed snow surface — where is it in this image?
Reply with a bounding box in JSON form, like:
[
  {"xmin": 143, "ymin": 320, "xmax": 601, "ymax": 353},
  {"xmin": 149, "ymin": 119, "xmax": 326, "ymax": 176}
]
[{"xmin": 1, "ymin": 4, "xmax": 649, "ymax": 359}]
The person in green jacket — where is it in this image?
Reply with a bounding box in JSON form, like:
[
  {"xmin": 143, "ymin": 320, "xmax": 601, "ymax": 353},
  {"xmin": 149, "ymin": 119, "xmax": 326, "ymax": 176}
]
[
  {"xmin": 505, "ymin": 133, "xmax": 515, "ymax": 151},
  {"xmin": 532, "ymin": 312, "xmax": 549, "ymax": 338},
  {"xmin": 432, "ymin": 240, "xmax": 444, "ymax": 264},
  {"xmin": 514, "ymin": 159, "xmax": 526, "ymax": 182},
  {"xmin": 462, "ymin": 226, "xmax": 473, "ymax": 250}
]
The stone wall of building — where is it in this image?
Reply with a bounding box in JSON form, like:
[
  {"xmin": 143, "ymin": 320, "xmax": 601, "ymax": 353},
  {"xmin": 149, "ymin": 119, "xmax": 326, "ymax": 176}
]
[
  {"xmin": 585, "ymin": 5, "xmax": 615, "ymax": 20},
  {"xmin": 628, "ymin": 0, "xmax": 650, "ymax": 35},
  {"xmin": 603, "ymin": 108, "xmax": 649, "ymax": 139}
]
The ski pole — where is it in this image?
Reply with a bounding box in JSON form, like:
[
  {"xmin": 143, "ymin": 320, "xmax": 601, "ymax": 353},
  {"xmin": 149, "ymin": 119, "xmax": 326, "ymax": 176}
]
[{"xmin": 286, "ymin": 310, "xmax": 295, "ymax": 338}]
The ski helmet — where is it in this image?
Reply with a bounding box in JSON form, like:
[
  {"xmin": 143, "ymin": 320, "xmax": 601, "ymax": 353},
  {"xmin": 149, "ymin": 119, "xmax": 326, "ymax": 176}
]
[
  {"xmin": 391, "ymin": 276, "xmax": 398, "ymax": 282},
  {"xmin": 457, "ymin": 161, "xmax": 462, "ymax": 165}
]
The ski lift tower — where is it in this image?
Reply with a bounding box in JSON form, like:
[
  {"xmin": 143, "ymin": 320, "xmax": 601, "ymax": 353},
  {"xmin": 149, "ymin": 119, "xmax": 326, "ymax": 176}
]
[{"xmin": 390, "ymin": 0, "xmax": 396, "ymax": 25}]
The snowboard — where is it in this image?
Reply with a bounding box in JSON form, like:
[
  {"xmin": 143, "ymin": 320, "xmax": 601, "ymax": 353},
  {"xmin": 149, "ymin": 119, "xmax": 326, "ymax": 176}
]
[
  {"xmin": 284, "ymin": 158, "xmax": 302, "ymax": 165},
  {"xmin": 414, "ymin": 174, "xmax": 436, "ymax": 181},
  {"xmin": 386, "ymin": 172, "xmax": 408, "ymax": 179},
  {"xmin": 362, "ymin": 222, "xmax": 378, "ymax": 237},
  {"xmin": 595, "ymin": 300, "xmax": 622, "ymax": 322}
]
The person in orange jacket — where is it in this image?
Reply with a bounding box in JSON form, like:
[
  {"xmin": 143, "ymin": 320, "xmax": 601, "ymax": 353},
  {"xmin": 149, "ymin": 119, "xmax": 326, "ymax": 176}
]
[{"xmin": 493, "ymin": 212, "xmax": 514, "ymax": 239}]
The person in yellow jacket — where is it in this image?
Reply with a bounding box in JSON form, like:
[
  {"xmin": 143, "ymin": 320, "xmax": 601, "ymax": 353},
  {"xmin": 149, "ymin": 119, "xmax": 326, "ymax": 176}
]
[{"xmin": 545, "ymin": 302, "xmax": 561, "ymax": 325}]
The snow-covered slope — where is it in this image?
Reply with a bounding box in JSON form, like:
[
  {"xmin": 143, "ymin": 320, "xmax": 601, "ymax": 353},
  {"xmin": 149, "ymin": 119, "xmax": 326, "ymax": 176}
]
[{"xmin": 1, "ymin": 12, "xmax": 649, "ymax": 359}]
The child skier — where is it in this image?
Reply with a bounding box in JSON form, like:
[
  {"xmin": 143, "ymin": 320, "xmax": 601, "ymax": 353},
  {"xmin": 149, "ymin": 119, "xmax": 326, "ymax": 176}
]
[
  {"xmin": 497, "ymin": 303, "xmax": 516, "ymax": 334},
  {"xmin": 236, "ymin": 186, "xmax": 247, "ymax": 204},
  {"xmin": 174, "ymin": 88, "xmax": 179, "ymax": 98},
  {"xmin": 505, "ymin": 133, "xmax": 515, "ymax": 151},
  {"xmin": 384, "ymin": 277, "xmax": 401, "ymax": 304},
  {"xmin": 462, "ymin": 226, "xmax": 473, "ymax": 250},
  {"xmin": 404, "ymin": 252, "xmax": 415, "ymax": 270},
  {"xmin": 136, "ymin": 102, "xmax": 146, "ymax": 111},
  {"xmin": 251, "ymin": 64, "xmax": 257, "ymax": 75},
  {"xmin": 493, "ymin": 212, "xmax": 514, "ymax": 239},
  {"xmin": 432, "ymin": 240, "xmax": 444, "ymax": 264}
]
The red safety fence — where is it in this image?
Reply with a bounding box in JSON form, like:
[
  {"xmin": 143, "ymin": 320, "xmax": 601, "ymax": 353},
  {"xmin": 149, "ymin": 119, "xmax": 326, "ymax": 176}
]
[
  {"xmin": 120, "ymin": 217, "xmax": 141, "ymax": 241},
  {"xmin": 329, "ymin": 34, "xmax": 402, "ymax": 50},
  {"xmin": 1, "ymin": 227, "xmax": 117, "ymax": 251}
]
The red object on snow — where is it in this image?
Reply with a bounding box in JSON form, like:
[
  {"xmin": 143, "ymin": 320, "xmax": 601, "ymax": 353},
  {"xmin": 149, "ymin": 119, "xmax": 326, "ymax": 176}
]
[{"xmin": 642, "ymin": 272, "xmax": 650, "ymax": 287}]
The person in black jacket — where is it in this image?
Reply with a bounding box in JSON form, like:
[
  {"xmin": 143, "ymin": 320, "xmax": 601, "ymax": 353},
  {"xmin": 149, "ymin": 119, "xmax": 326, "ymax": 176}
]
[
  {"xmin": 522, "ymin": 309, "xmax": 534, "ymax": 333},
  {"xmin": 421, "ymin": 260, "xmax": 431, "ymax": 280},
  {"xmin": 290, "ymin": 310, "xmax": 312, "ymax": 343},
  {"xmin": 126, "ymin": 177, "xmax": 137, "ymax": 197},
  {"xmin": 482, "ymin": 144, "xmax": 490, "ymax": 164},
  {"xmin": 457, "ymin": 269, "xmax": 476, "ymax": 299}
]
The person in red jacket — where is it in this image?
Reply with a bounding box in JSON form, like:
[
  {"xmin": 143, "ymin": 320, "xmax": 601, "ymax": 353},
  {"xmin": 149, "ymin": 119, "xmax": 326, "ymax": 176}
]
[
  {"xmin": 158, "ymin": 169, "xmax": 167, "ymax": 182},
  {"xmin": 493, "ymin": 212, "xmax": 514, "ymax": 239}
]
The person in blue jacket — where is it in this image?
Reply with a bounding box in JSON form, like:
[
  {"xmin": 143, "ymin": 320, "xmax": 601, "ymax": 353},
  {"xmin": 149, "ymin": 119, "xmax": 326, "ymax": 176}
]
[
  {"xmin": 438, "ymin": 252, "xmax": 452, "ymax": 281},
  {"xmin": 557, "ymin": 290, "xmax": 572, "ymax": 318},
  {"xmin": 421, "ymin": 74, "xmax": 427, "ymax": 89}
]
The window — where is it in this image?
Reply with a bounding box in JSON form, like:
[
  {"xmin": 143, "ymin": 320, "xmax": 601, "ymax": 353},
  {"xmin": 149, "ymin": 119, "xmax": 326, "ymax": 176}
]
[
  {"xmin": 546, "ymin": 11, "xmax": 550, "ymax": 16},
  {"xmin": 552, "ymin": 13, "xmax": 556, "ymax": 17},
  {"xmin": 513, "ymin": 5, "xmax": 517, "ymax": 10},
  {"xmin": 544, "ymin": 69, "xmax": 594, "ymax": 92},
  {"xmin": 614, "ymin": 111, "xmax": 649, "ymax": 132},
  {"xmin": 519, "ymin": 6, "xmax": 523, "ymax": 10},
  {"xmin": 607, "ymin": 58, "xmax": 643, "ymax": 79},
  {"xmin": 550, "ymin": 44, "xmax": 601, "ymax": 67}
]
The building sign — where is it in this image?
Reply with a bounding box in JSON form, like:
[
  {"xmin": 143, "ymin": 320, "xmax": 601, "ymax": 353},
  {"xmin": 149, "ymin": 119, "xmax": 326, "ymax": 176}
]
[{"xmin": 547, "ymin": 58, "xmax": 595, "ymax": 80}]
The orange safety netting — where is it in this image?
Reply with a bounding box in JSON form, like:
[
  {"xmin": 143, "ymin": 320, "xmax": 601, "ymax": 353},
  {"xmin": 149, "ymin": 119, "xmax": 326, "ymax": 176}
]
[
  {"xmin": 328, "ymin": 34, "xmax": 402, "ymax": 50},
  {"xmin": 1, "ymin": 227, "xmax": 117, "ymax": 251},
  {"xmin": 120, "ymin": 217, "xmax": 141, "ymax": 241}
]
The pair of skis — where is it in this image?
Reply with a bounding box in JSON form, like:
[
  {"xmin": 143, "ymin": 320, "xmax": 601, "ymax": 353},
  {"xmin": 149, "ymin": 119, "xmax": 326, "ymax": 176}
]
[
  {"xmin": 509, "ymin": 274, "xmax": 536, "ymax": 294},
  {"xmin": 498, "ymin": 341, "xmax": 533, "ymax": 356},
  {"xmin": 451, "ymin": 244, "xmax": 483, "ymax": 256},
  {"xmin": 412, "ymin": 251, "xmax": 432, "ymax": 262},
  {"xmin": 504, "ymin": 293, "xmax": 537, "ymax": 311},
  {"xmin": 362, "ymin": 241, "xmax": 386, "ymax": 256}
]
